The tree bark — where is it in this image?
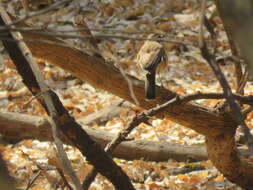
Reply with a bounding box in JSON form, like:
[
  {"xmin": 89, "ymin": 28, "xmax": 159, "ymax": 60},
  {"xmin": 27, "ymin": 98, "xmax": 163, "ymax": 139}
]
[
  {"xmin": 0, "ymin": 10, "xmax": 136, "ymax": 190},
  {"xmin": 2, "ymin": 12, "xmax": 253, "ymax": 189},
  {"xmin": 0, "ymin": 155, "xmax": 16, "ymax": 190},
  {"xmin": 206, "ymin": 133, "xmax": 253, "ymax": 189},
  {"xmin": 21, "ymin": 31, "xmax": 253, "ymax": 189},
  {"xmin": 214, "ymin": 0, "xmax": 253, "ymax": 81},
  {"xmin": 0, "ymin": 112, "xmax": 207, "ymax": 162},
  {"xmin": 22, "ymin": 31, "xmax": 235, "ymax": 136}
]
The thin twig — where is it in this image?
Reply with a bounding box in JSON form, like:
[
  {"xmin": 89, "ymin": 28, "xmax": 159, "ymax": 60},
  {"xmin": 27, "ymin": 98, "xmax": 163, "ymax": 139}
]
[
  {"xmin": 22, "ymin": 90, "xmax": 47, "ymax": 109},
  {"xmin": 20, "ymin": 150, "xmax": 61, "ymax": 190},
  {"xmin": 115, "ymin": 62, "xmax": 139, "ymax": 105},
  {"xmin": 198, "ymin": 0, "xmax": 253, "ymax": 152},
  {"xmin": 56, "ymin": 167, "xmax": 74, "ymax": 190},
  {"xmin": 1, "ymin": 7, "xmax": 136, "ymax": 190},
  {"xmin": 179, "ymin": 92, "xmax": 253, "ymax": 106},
  {"xmin": 2, "ymin": 0, "xmax": 73, "ymax": 28},
  {"xmin": 82, "ymin": 89, "xmax": 253, "ymax": 188},
  {"xmin": 0, "ymin": 6, "xmax": 83, "ymax": 190},
  {"xmin": 213, "ymin": 1, "xmax": 244, "ymax": 94},
  {"xmin": 1, "ymin": 30, "xmax": 190, "ymax": 45},
  {"xmin": 0, "ymin": 25, "xmax": 177, "ymax": 37},
  {"xmin": 203, "ymin": 14, "xmax": 218, "ymax": 55},
  {"xmin": 0, "ymin": 36, "xmax": 74, "ymax": 48},
  {"xmin": 25, "ymin": 170, "xmax": 41, "ymax": 190},
  {"xmin": 82, "ymin": 96, "xmax": 179, "ymax": 189}
]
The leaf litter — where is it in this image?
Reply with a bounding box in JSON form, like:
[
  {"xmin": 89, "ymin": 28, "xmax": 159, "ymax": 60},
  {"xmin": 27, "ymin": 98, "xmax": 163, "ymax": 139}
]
[{"xmin": 0, "ymin": 0, "xmax": 247, "ymax": 189}]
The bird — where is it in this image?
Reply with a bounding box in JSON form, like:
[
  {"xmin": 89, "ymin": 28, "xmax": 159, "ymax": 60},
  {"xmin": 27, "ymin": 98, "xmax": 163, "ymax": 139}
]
[{"xmin": 136, "ymin": 35, "xmax": 168, "ymax": 100}]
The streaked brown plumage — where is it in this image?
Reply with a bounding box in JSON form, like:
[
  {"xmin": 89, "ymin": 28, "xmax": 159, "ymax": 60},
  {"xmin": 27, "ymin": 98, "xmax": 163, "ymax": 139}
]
[{"xmin": 136, "ymin": 38, "xmax": 167, "ymax": 100}]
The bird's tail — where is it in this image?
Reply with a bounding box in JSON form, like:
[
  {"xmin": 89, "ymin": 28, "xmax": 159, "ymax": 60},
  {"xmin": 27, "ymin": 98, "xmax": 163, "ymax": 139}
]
[{"xmin": 145, "ymin": 71, "xmax": 156, "ymax": 100}]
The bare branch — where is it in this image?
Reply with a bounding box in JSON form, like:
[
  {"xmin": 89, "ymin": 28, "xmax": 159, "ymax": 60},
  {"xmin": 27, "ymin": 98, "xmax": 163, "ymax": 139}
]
[
  {"xmin": 0, "ymin": 29, "xmax": 189, "ymax": 45},
  {"xmin": 115, "ymin": 62, "xmax": 140, "ymax": 105},
  {"xmin": 0, "ymin": 6, "xmax": 83, "ymax": 190},
  {"xmin": 0, "ymin": 6, "xmax": 136, "ymax": 190},
  {"xmin": 198, "ymin": 0, "xmax": 253, "ymax": 152},
  {"xmin": 3, "ymin": 0, "xmax": 73, "ymax": 27}
]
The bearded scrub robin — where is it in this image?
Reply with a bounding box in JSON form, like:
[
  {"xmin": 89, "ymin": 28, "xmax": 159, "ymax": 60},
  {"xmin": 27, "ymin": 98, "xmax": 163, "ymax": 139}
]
[{"xmin": 136, "ymin": 38, "xmax": 168, "ymax": 100}]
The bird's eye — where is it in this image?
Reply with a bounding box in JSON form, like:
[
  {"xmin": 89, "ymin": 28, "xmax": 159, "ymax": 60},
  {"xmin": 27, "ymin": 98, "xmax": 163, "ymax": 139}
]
[{"xmin": 157, "ymin": 34, "xmax": 165, "ymax": 39}]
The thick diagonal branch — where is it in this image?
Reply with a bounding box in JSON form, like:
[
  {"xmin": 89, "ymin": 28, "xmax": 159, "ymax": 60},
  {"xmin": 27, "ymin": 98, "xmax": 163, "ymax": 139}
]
[{"xmin": 0, "ymin": 9, "xmax": 135, "ymax": 190}]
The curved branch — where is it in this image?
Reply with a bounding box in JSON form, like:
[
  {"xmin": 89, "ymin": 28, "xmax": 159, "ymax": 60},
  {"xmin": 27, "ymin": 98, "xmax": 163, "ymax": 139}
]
[
  {"xmin": 21, "ymin": 31, "xmax": 235, "ymax": 136},
  {"xmin": 5, "ymin": 14, "xmax": 253, "ymax": 189},
  {"xmin": 20, "ymin": 24, "xmax": 253, "ymax": 189},
  {"xmin": 206, "ymin": 133, "xmax": 253, "ymax": 189}
]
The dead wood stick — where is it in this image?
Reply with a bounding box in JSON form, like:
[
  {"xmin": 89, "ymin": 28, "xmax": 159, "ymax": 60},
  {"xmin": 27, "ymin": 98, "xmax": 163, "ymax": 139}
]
[
  {"xmin": 0, "ymin": 8, "xmax": 135, "ymax": 190},
  {"xmin": 0, "ymin": 6, "xmax": 82, "ymax": 190},
  {"xmin": 0, "ymin": 111, "xmax": 208, "ymax": 162}
]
